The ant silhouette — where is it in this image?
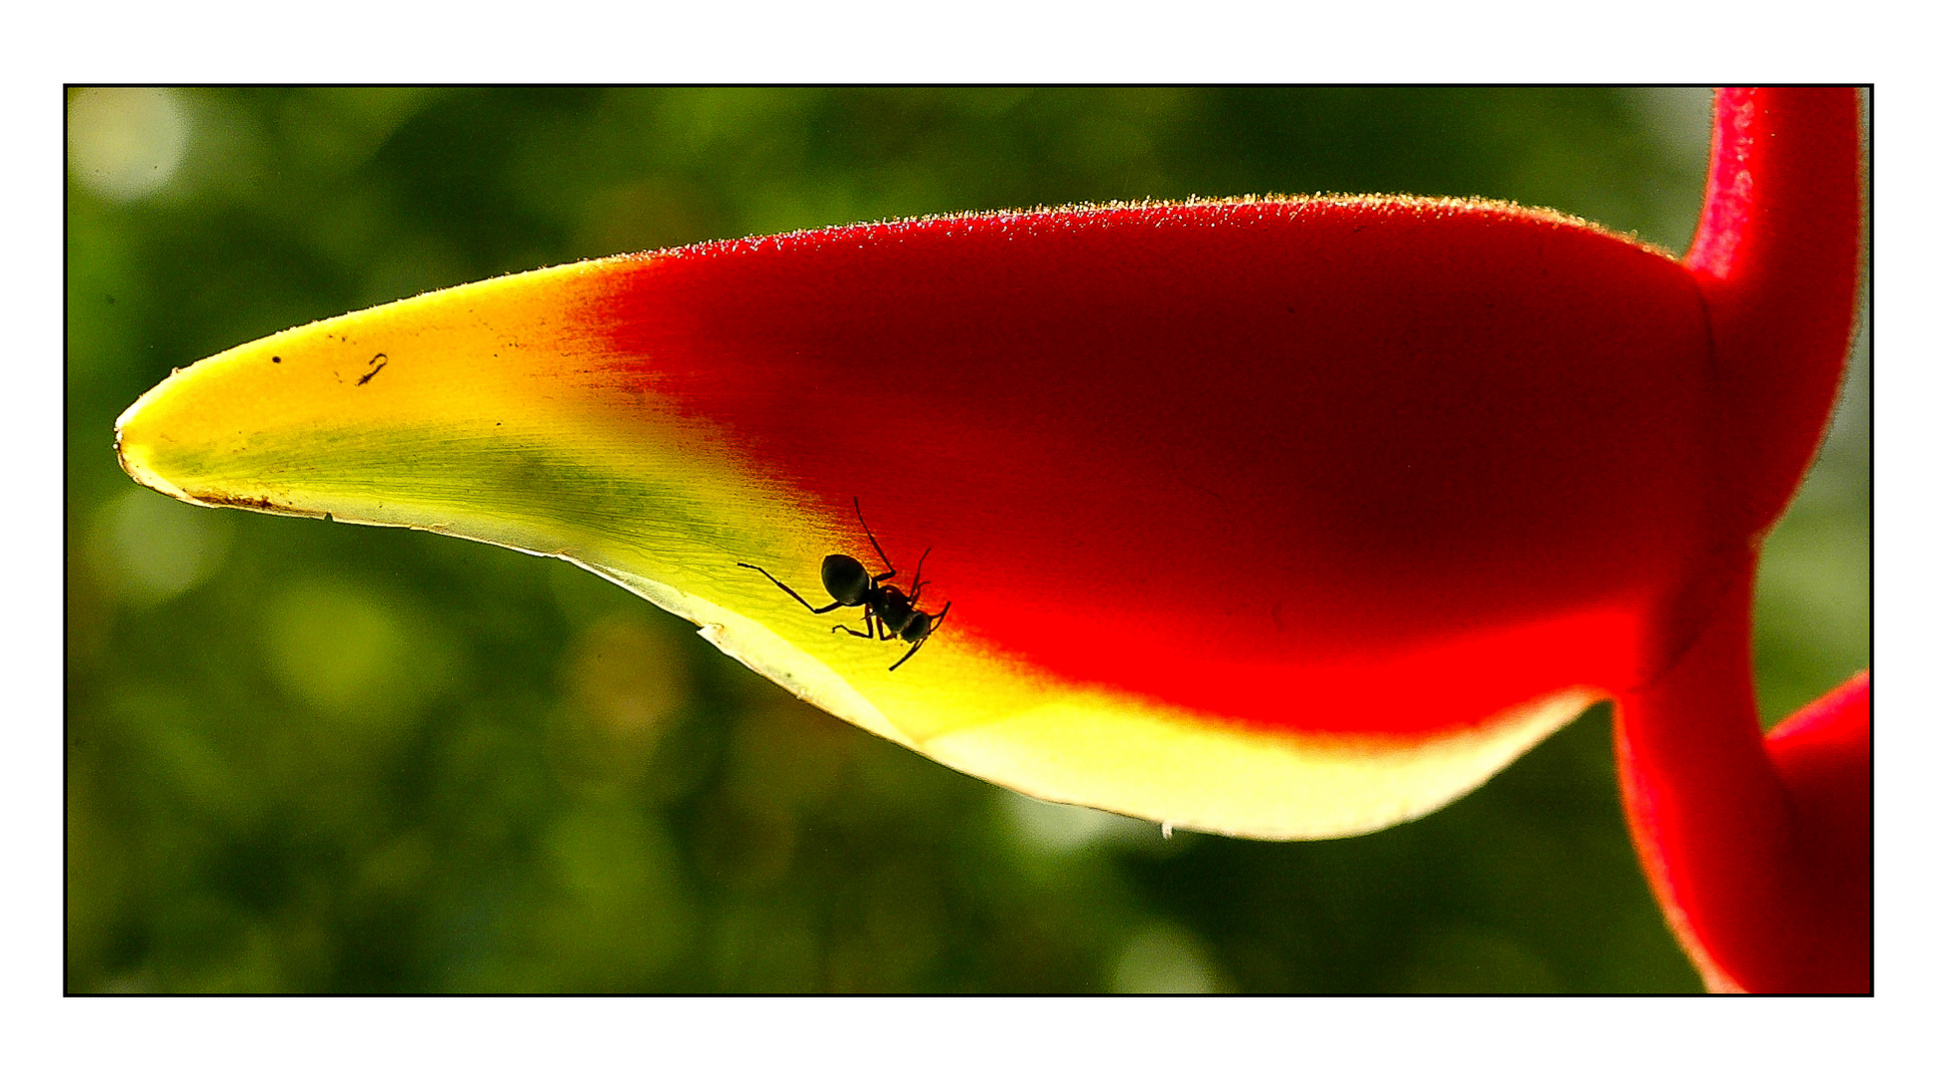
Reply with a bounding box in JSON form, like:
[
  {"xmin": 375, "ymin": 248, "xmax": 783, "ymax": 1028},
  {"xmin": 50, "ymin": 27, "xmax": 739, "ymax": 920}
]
[{"xmin": 738, "ymin": 498, "xmax": 951, "ymax": 671}]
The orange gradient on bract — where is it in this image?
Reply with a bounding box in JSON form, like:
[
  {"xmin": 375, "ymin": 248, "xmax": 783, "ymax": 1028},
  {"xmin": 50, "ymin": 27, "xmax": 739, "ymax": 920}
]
[{"xmin": 117, "ymin": 197, "xmax": 1716, "ymax": 840}]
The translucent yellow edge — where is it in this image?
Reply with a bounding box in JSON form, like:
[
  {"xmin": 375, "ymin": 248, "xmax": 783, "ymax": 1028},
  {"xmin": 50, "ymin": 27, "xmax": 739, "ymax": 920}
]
[{"xmin": 674, "ymin": 548, "xmax": 1595, "ymax": 840}]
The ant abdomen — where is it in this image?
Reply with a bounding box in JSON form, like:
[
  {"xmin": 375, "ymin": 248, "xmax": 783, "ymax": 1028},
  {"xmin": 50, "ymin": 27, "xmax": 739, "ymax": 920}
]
[{"xmin": 820, "ymin": 554, "xmax": 870, "ymax": 606}]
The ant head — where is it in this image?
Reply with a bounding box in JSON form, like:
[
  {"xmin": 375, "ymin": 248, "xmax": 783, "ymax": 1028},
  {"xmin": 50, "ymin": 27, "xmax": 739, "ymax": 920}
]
[
  {"xmin": 915, "ymin": 602, "xmax": 952, "ymax": 641},
  {"xmin": 820, "ymin": 554, "xmax": 871, "ymax": 606}
]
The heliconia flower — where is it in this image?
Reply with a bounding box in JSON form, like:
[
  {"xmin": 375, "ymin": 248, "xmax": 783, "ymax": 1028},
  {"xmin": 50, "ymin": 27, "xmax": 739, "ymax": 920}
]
[{"xmin": 114, "ymin": 87, "xmax": 1868, "ymax": 992}]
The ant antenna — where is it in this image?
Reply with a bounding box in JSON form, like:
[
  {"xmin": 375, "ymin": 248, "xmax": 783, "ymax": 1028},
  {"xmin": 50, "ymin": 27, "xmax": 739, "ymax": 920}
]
[{"xmin": 908, "ymin": 547, "xmax": 932, "ymax": 601}]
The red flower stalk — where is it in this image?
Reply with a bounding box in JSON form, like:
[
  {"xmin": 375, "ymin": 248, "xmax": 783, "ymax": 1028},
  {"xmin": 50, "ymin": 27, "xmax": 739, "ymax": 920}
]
[
  {"xmin": 1615, "ymin": 87, "xmax": 1868, "ymax": 993},
  {"xmin": 116, "ymin": 88, "xmax": 1868, "ymax": 991}
]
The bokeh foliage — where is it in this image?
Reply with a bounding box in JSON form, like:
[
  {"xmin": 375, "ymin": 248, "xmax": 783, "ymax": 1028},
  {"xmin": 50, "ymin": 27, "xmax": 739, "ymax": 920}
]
[{"xmin": 66, "ymin": 87, "xmax": 1868, "ymax": 993}]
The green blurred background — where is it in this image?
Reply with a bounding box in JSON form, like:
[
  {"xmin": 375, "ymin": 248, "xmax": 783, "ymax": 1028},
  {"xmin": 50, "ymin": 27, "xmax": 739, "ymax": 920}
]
[{"xmin": 65, "ymin": 87, "xmax": 1869, "ymax": 993}]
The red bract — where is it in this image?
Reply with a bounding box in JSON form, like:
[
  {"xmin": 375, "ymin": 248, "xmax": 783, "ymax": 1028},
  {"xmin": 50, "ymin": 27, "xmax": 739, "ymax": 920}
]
[
  {"xmin": 586, "ymin": 194, "xmax": 1709, "ymax": 734},
  {"xmin": 116, "ymin": 88, "xmax": 1868, "ymax": 992}
]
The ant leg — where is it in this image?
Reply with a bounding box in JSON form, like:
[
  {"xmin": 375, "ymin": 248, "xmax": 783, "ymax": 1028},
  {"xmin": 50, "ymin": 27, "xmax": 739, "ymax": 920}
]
[
  {"xmin": 739, "ymin": 563, "xmax": 845, "ymax": 614},
  {"xmin": 852, "ymin": 497, "xmax": 897, "ymax": 581},
  {"xmin": 889, "ymin": 602, "xmax": 950, "ymax": 671},
  {"xmin": 889, "ymin": 638, "xmax": 927, "ymax": 671},
  {"xmin": 832, "ymin": 606, "xmax": 881, "ymax": 639}
]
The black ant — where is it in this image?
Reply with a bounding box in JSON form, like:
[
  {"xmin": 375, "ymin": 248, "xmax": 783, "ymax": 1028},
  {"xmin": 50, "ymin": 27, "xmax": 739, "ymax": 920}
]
[{"xmin": 738, "ymin": 498, "xmax": 952, "ymax": 671}]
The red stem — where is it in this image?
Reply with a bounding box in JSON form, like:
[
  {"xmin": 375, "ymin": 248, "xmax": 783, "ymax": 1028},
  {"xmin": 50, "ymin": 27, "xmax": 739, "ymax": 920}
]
[
  {"xmin": 1615, "ymin": 563, "xmax": 1869, "ymax": 992},
  {"xmin": 1685, "ymin": 87, "xmax": 1864, "ymax": 541},
  {"xmin": 1613, "ymin": 87, "xmax": 1869, "ymax": 993}
]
